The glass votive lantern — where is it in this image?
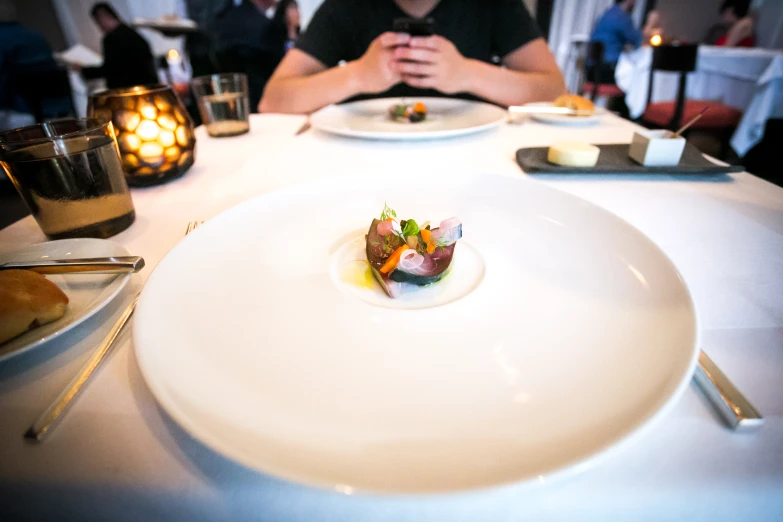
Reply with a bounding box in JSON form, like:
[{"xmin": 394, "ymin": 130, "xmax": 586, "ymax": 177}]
[{"xmin": 88, "ymin": 84, "xmax": 196, "ymax": 187}]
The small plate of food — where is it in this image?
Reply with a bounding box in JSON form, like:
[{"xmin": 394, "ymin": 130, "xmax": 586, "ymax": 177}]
[
  {"xmin": 524, "ymin": 94, "xmax": 604, "ymax": 126},
  {"xmin": 387, "ymin": 101, "xmax": 428, "ymax": 123},
  {"xmin": 309, "ymin": 97, "xmax": 507, "ymax": 140},
  {"xmin": 133, "ymin": 173, "xmax": 697, "ymax": 494},
  {"xmin": 0, "ymin": 238, "xmax": 132, "ymax": 361}
]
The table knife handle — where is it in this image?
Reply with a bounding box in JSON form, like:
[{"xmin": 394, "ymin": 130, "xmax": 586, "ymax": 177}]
[
  {"xmin": 694, "ymin": 350, "xmax": 764, "ymax": 432},
  {"xmin": 0, "ymin": 256, "xmax": 144, "ymax": 275}
]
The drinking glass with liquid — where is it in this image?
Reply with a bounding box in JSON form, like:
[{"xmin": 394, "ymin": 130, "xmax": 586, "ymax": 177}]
[
  {"xmin": 191, "ymin": 73, "xmax": 250, "ymax": 137},
  {"xmin": 0, "ymin": 119, "xmax": 135, "ymax": 239}
]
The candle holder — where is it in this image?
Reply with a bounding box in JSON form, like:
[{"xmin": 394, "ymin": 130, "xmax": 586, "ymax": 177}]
[{"xmin": 88, "ymin": 84, "xmax": 196, "ymax": 187}]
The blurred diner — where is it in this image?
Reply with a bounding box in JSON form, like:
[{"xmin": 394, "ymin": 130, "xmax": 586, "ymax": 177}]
[
  {"xmin": 588, "ymin": 0, "xmax": 661, "ymax": 83},
  {"xmin": 258, "ymin": 0, "xmax": 567, "ymax": 113},
  {"xmin": 0, "ymin": 0, "xmax": 71, "ymax": 130},
  {"xmin": 77, "ymin": 3, "xmax": 158, "ymax": 89}
]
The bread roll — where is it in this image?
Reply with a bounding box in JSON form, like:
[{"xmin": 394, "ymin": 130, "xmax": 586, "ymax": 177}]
[
  {"xmin": 553, "ymin": 94, "xmax": 595, "ymax": 116},
  {"xmin": 0, "ymin": 270, "xmax": 69, "ymax": 344}
]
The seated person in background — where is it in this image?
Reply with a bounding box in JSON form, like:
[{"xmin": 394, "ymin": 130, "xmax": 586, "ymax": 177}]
[
  {"xmin": 271, "ymin": 0, "xmax": 301, "ymax": 56},
  {"xmin": 78, "ymin": 3, "xmax": 158, "ymax": 89},
  {"xmin": 178, "ymin": 0, "xmax": 233, "ymax": 77},
  {"xmin": 0, "ymin": 0, "xmax": 70, "ymax": 129},
  {"xmin": 589, "ymin": 0, "xmax": 659, "ymax": 82},
  {"xmin": 259, "ymin": 0, "xmax": 566, "ymax": 114},
  {"xmin": 212, "ymin": 0, "xmax": 279, "ymax": 112},
  {"xmin": 714, "ymin": 0, "xmax": 755, "ymax": 47}
]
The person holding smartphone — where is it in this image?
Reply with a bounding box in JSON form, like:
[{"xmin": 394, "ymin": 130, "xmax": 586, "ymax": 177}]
[{"xmin": 259, "ymin": 0, "xmax": 565, "ymax": 113}]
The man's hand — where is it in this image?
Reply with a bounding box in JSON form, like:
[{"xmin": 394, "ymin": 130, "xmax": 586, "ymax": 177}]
[
  {"xmin": 393, "ymin": 35, "xmax": 471, "ymax": 93},
  {"xmin": 353, "ymin": 32, "xmax": 410, "ymax": 93}
]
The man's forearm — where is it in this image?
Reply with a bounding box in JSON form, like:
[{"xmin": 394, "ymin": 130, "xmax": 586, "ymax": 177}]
[
  {"xmin": 463, "ymin": 59, "xmax": 565, "ymax": 107},
  {"xmin": 259, "ymin": 61, "xmax": 364, "ymax": 114}
]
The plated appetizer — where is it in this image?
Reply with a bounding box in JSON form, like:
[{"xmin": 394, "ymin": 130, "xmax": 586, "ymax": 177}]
[
  {"xmin": 388, "ymin": 101, "xmax": 428, "ymax": 123},
  {"xmin": 366, "ymin": 204, "xmax": 462, "ymax": 298}
]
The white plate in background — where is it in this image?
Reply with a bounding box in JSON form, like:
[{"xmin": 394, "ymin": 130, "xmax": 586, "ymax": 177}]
[
  {"xmin": 526, "ymin": 101, "xmax": 605, "ymax": 126},
  {"xmin": 310, "ymin": 97, "xmax": 507, "ymax": 140}
]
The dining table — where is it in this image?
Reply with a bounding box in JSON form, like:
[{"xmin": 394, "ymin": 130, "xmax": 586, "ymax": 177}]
[
  {"xmin": 1, "ymin": 111, "xmax": 782, "ymax": 521},
  {"xmin": 615, "ymin": 45, "xmax": 783, "ymax": 157}
]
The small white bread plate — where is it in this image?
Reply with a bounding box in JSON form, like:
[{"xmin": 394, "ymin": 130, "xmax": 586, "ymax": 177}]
[
  {"xmin": 0, "ymin": 239, "xmax": 131, "ymax": 361},
  {"xmin": 133, "ymin": 173, "xmax": 698, "ymax": 493},
  {"xmin": 525, "ymin": 102, "xmax": 604, "ymax": 126},
  {"xmin": 309, "ymin": 97, "xmax": 507, "ymax": 140}
]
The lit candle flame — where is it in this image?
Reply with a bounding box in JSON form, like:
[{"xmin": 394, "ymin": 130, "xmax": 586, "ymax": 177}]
[
  {"xmin": 651, "ymin": 34, "xmax": 662, "ymax": 46},
  {"xmin": 167, "ymin": 49, "xmax": 180, "ymax": 60}
]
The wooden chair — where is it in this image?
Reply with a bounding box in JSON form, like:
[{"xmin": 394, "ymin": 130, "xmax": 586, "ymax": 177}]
[
  {"xmin": 580, "ymin": 41, "xmax": 625, "ymax": 101},
  {"xmin": 641, "ymin": 44, "xmax": 742, "ymax": 132}
]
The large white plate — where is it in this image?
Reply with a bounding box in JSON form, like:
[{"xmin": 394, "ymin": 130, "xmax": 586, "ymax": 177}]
[
  {"xmin": 134, "ymin": 173, "xmax": 698, "ymax": 493},
  {"xmin": 0, "ymin": 239, "xmax": 131, "ymax": 361},
  {"xmin": 310, "ymin": 97, "xmax": 507, "ymax": 140},
  {"xmin": 526, "ymin": 102, "xmax": 605, "ymax": 126}
]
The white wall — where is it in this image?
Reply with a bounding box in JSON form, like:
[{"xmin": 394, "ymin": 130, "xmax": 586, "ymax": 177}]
[
  {"xmin": 654, "ymin": 0, "xmax": 723, "ymax": 44},
  {"xmin": 755, "ymin": 0, "xmax": 783, "ymax": 49},
  {"xmin": 655, "ymin": 0, "xmax": 782, "ymax": 48}
]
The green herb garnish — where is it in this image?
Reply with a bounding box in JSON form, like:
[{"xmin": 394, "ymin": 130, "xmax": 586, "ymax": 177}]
[
  {"xmin": 401, "ymin": 219, "xmax": 419, "ymax": 238},
  {"xmin": 380, "ymin": 202, "xmax": 397, "ymax": 221}
]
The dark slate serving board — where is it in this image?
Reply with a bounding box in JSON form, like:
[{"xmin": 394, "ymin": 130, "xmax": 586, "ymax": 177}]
[{"xmin": 515, "ymin": 143, "xmax": 744, "ymax": 175}]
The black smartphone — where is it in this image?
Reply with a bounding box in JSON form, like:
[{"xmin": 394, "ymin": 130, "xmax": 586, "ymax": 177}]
[{"xmin": 393, "ymin": 17, "xmax": 435, "ymax": 37}]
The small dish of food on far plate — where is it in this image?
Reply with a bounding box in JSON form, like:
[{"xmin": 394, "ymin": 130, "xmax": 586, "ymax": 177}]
[
  {"xmin": 522, "ymin": 95, "xmax": 603, "ymax": 126},
  {"xmin": 365, "ymin": 204, "xmax": 461, "ymax": 298},
  {"xmin": 552, "ymin": 94, "xmax": 595, "ymax": 117},
  {"xmin": 388, "ymin": 101, "xmax": 428, "ymax": 123}
]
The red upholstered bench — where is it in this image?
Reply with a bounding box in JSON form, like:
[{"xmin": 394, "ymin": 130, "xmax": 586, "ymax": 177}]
[{"xmin": 644, "ymin": 100, "xmax": 742, "ymax": 130}]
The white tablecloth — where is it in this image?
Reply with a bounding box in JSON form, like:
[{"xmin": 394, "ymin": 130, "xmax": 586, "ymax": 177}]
[
  {"xmin": 1, "ymin": 114, "xmax": 782, "ymax": 521},
  {"xmin": 615, "ymin": 46, "xmax": 783, "ymax": 156}
]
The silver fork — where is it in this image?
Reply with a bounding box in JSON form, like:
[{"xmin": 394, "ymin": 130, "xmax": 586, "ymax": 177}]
[
  {"xmin": 25, "ymin": 221, "xmax": 202, "ymax": 442},
  {"xmin": 185, "ymin": 220, "xmax": 203, "ymax": 234}
]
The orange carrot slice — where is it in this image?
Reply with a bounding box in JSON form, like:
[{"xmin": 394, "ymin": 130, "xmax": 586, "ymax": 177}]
[{"xmin": 380, "ymin": 245, "xmax": 409, "ymax": 274}]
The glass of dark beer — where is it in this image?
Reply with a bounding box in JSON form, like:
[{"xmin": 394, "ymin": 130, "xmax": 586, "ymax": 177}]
[{"xmin": 0, "ymin": 119, "xmax": 135, "ymax": 239}]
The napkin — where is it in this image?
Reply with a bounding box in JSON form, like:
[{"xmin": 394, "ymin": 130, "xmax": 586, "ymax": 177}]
[{"xmin": 55, "ymin": 44, "xmax": 103, "ymax": 67}]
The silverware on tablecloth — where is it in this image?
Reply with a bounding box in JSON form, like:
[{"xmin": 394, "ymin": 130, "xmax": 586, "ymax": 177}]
[
  {"xmin": 24, "ymin": 293, "xmax": 139, "ymax": 442},
  {"xmin": 295, "ymin": 119, "xmax": 311, "ymax": 136},
  {"xmin": 694, "ymin": 350, "xmax": 763, "ymax": 432},
  {"xmin": 0, "ymin": 256, "xmax": 145, "ymax": 275},
  {"xmin": 24, "ymin": 222, "xmax": 201, "ymax": 442},
  {"xmin": 508, "ymin": 105, "xmax": 595, "ymax": 117}
]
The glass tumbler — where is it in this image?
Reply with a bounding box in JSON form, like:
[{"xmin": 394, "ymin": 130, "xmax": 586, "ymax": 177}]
[
  {"xmin": 0, "ymin": 119, "xmax": 135, "ymax": 239},
  {"xmin": 191, "ymin": 73, "xmax": 251, "ymax": 137}
]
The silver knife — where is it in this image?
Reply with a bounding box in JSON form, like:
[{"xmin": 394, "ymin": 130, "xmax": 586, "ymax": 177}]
[{"xmin": 0, "ymin": 256, "xmax": 145, "ymax": 275}]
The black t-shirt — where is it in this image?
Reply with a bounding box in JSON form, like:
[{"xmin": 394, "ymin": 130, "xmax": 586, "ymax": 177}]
[
  {"xmin": 295, "ymin": 0, "xmax": 542, "ymax": 101},
  {"xmin": 82, "ymin": 24, "xmax": 158, "ymax": 89}
]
